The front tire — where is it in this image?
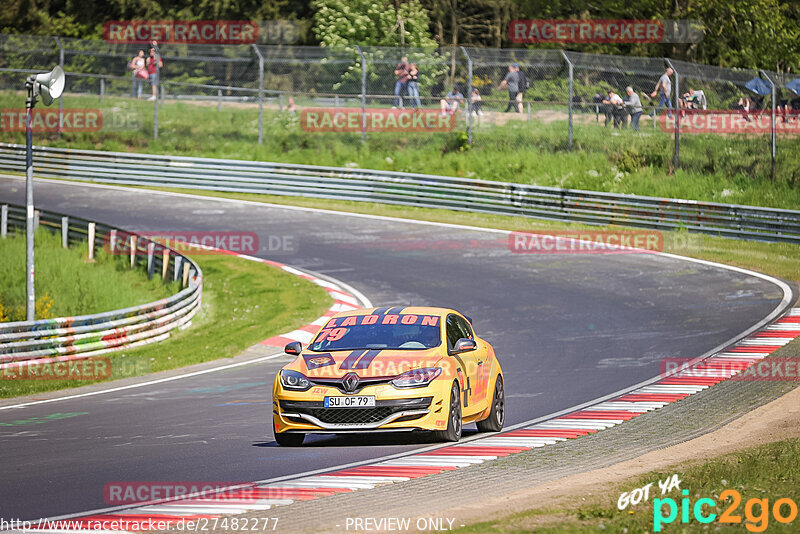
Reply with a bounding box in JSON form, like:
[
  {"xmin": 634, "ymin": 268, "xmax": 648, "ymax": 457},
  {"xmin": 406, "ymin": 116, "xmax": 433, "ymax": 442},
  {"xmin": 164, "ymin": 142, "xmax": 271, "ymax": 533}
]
[
  {"xmin": 275, "ymin": 432, "xmax": 305, "ymax": 447},
  {"xmin": 476, "ymin": 375, "xmax": 505, "ymax": 433},
  {"xmin": 432, "ymin": 382, "xmax": 462, "ymax": 442}
]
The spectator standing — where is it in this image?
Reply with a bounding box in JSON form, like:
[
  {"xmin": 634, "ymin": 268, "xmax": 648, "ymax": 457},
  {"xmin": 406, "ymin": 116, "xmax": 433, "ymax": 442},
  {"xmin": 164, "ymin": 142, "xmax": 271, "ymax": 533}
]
[
  {"xmin": 498, "ymin": 64, "xmax": 521, "ymax": 113},
  {"xmin": 393, "ymin": 56, "xmax": 410, "ymax": 108},
  {"xmin": 129, "ymin": 50, "xmax": 146, "ymax": 99},
  {"xmin": 515, "ymin": 64, "xmax": 529, "ymax": 113},
  {"xmin": 407, "ymin": 63, "xmax": 422, "ymax": 109},
  {"xmin": 440, "ymin": 88, "xmax": 464, "ymax": 116},
  {"xmin": 650, "ymin": 67, "xmax": 673, "ymax": 117},
  {"xmin": 602, "ymin": 90, "xmax": 625, "ymax": 128},
  {"xmin": 624, "ymin": 86, "xmax": 642, "ymax": 131},
  {"xmin": 146, "ymin": 44, "xmax": 163, "ymax": 101}
]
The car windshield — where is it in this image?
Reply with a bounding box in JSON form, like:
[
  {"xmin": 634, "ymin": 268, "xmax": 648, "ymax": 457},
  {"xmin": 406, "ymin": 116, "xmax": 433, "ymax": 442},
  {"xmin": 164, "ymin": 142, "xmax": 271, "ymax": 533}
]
[{"xmin": 309, "ymin": 313, "xmax": 442, "ymax": 351}]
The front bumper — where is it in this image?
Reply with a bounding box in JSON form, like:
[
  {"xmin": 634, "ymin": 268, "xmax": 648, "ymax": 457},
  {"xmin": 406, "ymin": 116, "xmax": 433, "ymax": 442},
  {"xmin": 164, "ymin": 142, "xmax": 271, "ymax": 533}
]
[
  {"xmin": 273, "ymin": 380, "xmax": 451, "ymax": 434},
  {"xmin": 278, "ymin": 397, "xmax": 433, "ymax": 431}
]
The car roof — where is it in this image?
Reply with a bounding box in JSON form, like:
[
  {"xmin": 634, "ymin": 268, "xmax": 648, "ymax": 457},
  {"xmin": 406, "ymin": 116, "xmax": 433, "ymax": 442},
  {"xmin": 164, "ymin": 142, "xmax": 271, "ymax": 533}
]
[{"xmin": 330, "ymin": 306, "xmax": 471, "ymax": 323}]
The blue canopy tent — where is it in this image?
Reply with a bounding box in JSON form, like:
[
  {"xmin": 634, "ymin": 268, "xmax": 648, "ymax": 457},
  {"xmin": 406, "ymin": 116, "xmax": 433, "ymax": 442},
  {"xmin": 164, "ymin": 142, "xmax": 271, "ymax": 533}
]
[
  {"xmin": 785, "ymin": 78, "xmax": 800, "ymax": 95},
  {"xmin": 745, "ymin": 77, "xmax": 771, "ymax": 96}
]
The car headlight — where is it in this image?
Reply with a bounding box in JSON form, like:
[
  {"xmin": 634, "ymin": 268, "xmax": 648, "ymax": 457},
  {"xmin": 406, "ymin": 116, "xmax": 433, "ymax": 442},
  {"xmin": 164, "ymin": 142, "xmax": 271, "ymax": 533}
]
[
  {"xmin": 391, "ymin": 367, "xmax": 442, "ymax": 389},
  {"xmin": 280, "ymin": 370, "xmax": 312, "ymax": 391}
]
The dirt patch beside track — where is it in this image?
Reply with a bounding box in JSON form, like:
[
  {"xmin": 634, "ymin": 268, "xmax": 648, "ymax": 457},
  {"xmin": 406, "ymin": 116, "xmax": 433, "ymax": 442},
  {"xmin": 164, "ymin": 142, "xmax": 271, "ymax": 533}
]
[{"xmin": 443, "ymin": 374, "xmax": 800, "ymax": 530}]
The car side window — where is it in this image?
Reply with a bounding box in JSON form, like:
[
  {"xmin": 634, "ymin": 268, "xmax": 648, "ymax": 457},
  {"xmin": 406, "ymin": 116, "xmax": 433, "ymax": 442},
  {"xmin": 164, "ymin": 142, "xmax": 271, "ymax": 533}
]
[
  {"xmin": 446, "ymin": 315, "xmax": 462, "ymax": 352},
  {"xmin": 455, "ymin": 316, "xmax": 474, "ymax": 340}
]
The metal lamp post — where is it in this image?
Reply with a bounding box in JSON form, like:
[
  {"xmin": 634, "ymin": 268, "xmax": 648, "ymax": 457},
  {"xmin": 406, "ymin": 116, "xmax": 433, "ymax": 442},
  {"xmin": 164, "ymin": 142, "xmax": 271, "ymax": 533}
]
[{"xmin": 24, "ymin": 65, "xmax": 65, "ymax": 320}]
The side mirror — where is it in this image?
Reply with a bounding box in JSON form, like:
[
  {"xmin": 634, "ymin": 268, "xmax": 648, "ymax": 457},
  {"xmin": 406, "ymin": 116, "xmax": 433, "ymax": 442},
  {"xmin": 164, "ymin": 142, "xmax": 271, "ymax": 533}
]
[
  {"xmin": 452, "ymin": 338, "xmax": 477, "ymax": 354},
  {"xmin": 285, "ymin": 341, "xmax": 302, "ymax": 355}
]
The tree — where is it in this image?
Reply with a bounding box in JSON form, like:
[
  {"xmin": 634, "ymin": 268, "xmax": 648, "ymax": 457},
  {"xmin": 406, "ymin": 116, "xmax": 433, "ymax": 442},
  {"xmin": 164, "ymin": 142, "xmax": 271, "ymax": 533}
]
[
  {"xmin": 311, "ymin": 0, "xmax": 444, "ymax": 94},
  {"xmin": 312, "ymin": 0, "xmax": 436, "ymax": 48}
]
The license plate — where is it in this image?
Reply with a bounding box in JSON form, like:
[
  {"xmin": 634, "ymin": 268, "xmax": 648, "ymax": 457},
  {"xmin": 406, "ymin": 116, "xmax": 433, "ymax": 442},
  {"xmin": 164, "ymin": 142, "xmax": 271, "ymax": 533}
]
[{"xmin": 324, "ymin": 396, "xmax": 375, "ymax": 408}]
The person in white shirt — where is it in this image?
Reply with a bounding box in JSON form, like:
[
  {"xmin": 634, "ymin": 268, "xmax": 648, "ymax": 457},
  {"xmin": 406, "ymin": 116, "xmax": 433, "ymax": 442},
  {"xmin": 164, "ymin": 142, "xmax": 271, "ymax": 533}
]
[
  {"xmin": 602, "ymin": 90, "xmax": 625, "ymax": 128},
  {"xmin": 129, "ymin": 50, "xmax": 146, "ymax": 99}
]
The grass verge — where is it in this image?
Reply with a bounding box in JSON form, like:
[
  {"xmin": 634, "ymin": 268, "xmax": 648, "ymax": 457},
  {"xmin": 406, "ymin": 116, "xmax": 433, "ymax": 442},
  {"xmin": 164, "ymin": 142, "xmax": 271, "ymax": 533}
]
[
  {"xmin": 0, "ymin": 250, "xmax": 332, "ymax": 399},
  {"xmin": 454, "ymin": 438, "xmax": 800, "ymax": 533},
  {"xmin": 1, "ymin": 90, "xmax": 798, "ymax": 209},
  {"xmin": 0, "ymin": 228, "xmax": 176, "ymax": 320}
]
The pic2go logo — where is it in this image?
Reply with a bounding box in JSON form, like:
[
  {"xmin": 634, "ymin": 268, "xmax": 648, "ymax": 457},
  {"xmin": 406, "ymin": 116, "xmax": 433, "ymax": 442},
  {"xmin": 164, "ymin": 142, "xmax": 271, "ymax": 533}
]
[{"xmin": 654, "ymin": 489, "xmax": 799, "ymax": 532}]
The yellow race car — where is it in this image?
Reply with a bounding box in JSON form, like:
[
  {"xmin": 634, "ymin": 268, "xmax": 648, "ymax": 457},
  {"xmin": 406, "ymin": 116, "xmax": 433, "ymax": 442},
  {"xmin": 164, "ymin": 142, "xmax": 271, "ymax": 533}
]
[{"xmin": 272, "ymin": 306, "xmax": 504, "ymax": 446}]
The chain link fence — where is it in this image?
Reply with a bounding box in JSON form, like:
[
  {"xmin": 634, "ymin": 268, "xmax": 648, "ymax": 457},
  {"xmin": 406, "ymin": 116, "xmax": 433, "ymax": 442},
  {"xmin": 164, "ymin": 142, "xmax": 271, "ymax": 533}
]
[{"xmin": 0, "ymin": 32, "xmax": 795, "ymax": 180}]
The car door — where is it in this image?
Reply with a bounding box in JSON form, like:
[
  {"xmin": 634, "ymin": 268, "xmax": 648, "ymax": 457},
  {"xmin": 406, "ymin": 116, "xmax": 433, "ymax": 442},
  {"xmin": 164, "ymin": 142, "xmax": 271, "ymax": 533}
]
[{"xmin": 446, "ymin": 314, "xmax": 481, "ymax": 416}]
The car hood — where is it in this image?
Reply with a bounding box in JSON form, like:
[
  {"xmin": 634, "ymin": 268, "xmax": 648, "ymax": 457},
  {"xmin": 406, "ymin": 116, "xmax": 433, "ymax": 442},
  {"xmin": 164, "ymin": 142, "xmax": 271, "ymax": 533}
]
[{"xmin": 288, "ymin": 348, "xmax": 444, "ymax": 379}]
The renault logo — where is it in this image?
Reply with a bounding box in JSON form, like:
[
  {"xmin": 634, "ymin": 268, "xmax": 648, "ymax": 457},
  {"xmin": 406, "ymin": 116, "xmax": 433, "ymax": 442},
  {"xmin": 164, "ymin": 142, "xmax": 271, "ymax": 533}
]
[{"xmin": 342, "ymin": 372, "xmax": 359, "ymax": 393}]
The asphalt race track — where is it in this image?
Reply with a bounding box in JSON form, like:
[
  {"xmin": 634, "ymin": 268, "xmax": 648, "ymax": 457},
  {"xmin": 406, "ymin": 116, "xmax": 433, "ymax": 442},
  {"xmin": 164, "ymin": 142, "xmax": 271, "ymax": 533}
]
[{"xmin": 0, "ymin": 176, "xmax": 792, "ymax": 521}]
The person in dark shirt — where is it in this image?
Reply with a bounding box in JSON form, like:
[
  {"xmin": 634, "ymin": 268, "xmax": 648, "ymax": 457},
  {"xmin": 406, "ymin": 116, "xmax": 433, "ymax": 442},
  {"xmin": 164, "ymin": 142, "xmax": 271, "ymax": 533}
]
[{"xmin": 393, "ymin": 56, "xmax": 410, "ymax": 108}]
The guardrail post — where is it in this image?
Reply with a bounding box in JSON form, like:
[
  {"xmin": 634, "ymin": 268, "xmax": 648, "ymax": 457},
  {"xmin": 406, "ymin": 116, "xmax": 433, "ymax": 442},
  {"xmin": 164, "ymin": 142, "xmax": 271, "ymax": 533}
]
[
  {"xmin": 147, "ymin": 241, "xmax": 155, "ymax": 279},
  {"xmin": 100, "ymin": 78, "xmax": 105, "ymax": 102},
  {"xmin": 54, "ymin": 37, "xmax": 64, "ymax": 137},
  {"xmin": 461, "ymin": 46, "xmax": 473, "ymax": 145},
  {"xmin": 61, "ymin": 216, "xmax": 69, "ymax": 247},
  {"xmin": 174, "ymin": 255, "xmax": 182, "ymax": 282},
  {"xmin": 108, "ymin": 228, "xmax": 116, "ymax": 253},
  {"xmin": 561, "ymin": 50, "xmax": 574, "ymax": 149},
  {"xmin": 87, "ymin": 222, "xmax": 95, "ymax": 260},
  {"xmin": 130, "ymin": 234, "xmax": 137, "ymax": 268},
  {"xmin": 252, "ymin": 44, "xmax": 264, "ymax": 145},
  {"xmin": 182, "ymin": 262, "xmax": 190, "ymax": 288},
  {"xmin": 666, "ymin": 59, "xmax": 679, "ymax": 168},
  {"xmin": 217, "ymin": 89, "xmax": 222, "ymax": 111},
  {"xmin": 1, "ymin": 205, "xmax": 6, "ymax": 238},
  {"xmin": 356, "ymin": 45, "xmax": 367, "ymax": 143},
  {"xmin": 162, "ymin": 248, "xmax": 170, "ymax": 279},
  {"xmin": 760, "ymin": 70, "xmax": 777, "ymax": 180}
]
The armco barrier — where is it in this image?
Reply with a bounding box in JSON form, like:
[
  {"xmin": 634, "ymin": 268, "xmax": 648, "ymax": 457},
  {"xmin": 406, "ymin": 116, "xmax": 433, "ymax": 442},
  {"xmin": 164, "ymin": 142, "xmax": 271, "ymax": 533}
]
[
  {"xmin": 0, "ymin": 203, "xmax": 202, "ymax": 364},
  {"xmin": 0, "ymin": 144, "xmax": 799, "ymax": 243}
]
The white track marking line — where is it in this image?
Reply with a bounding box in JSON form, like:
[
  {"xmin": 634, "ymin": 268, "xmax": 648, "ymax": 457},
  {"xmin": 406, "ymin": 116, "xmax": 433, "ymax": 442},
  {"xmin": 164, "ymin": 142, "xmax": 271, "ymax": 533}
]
[
  {"xmin": 378, "ymin": 459, "xmax": 482, "ymax": 467},
  {"xmin": 636, "ymin": 385, "xmax": 709, "ymax": 394},
  {"xmin": 590, "ymin": 401, "xmax": 669, "ymax": 410},
  {"xmin": 529, "ymin": 421, "xmax": 619, "ymax": 430},
  {"xmin": 739, "ymin": 338, "xmax": 792, "ymax": 346},
  {"xmin": 0, "ymin": 351, "xmax": 284, "ymax": 411}
]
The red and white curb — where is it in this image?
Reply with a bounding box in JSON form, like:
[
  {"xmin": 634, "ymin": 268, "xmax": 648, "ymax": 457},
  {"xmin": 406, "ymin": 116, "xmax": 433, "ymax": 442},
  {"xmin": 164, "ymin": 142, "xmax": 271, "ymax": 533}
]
[
  {"xmin": 17, "ymin": 307, "xmax": 799, "ymax": 533},
  {"xmin": 185, "ymin": 248, "xmax": 369, "ymax": 347},
  {"xmin": 257, "ymin": 264, "xmax": 364, "ymax": 348}
]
